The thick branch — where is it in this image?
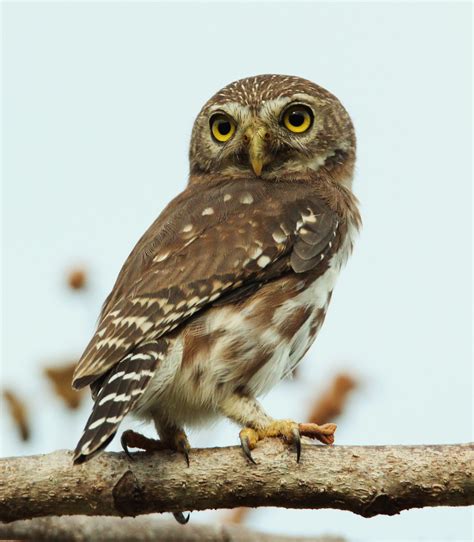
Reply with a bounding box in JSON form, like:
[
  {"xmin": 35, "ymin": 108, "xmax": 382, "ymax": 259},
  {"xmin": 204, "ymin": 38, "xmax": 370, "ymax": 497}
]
[
  {"xmin": 0, "ymin": 516, "xmax": 344, "ymax": 542},
  {"xmin": 0, "ymin": 442, "xmax": 472, "ymax": 523}
]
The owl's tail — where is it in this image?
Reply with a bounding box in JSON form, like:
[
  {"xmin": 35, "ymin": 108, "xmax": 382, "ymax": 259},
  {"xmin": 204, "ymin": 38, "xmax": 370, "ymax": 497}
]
[{"xmin": 73, "ymin": 340, "xmax": 168, "ymax": 464}]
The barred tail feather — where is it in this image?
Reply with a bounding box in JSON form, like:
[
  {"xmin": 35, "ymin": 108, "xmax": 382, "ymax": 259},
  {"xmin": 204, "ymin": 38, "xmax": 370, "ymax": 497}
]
[{"xmin": 73, "ymin": 340, "xmax": 168, "ymax": 464}]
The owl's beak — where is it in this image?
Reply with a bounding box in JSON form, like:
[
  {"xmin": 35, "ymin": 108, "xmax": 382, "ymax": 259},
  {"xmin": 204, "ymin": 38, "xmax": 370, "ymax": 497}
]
[{"xmin": 246, "ymin": 126, "xmax": 269, "ymax": 177}]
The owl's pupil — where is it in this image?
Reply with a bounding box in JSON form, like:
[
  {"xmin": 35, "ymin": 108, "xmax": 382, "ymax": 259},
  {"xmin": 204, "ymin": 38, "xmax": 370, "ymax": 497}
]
[
  {"xmin": 218, "ymin": 121, "xmax": 231, "ymax": 135},
  {"xmin": 289, "ymin": 111, "xmax": 304, "ymax": 127}
]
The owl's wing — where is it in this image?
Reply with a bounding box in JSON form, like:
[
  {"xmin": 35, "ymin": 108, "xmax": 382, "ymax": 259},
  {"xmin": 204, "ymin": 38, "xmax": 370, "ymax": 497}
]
[{"xmin": 72, "ymin": 178, "xmax": 339, "ymax": 389}]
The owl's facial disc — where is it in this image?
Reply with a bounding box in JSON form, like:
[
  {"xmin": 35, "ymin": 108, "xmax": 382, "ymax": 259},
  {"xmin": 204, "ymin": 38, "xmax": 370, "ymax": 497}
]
[{"xmin": 189, "ymin": 75, "xmax": 355, "ymax": 182}]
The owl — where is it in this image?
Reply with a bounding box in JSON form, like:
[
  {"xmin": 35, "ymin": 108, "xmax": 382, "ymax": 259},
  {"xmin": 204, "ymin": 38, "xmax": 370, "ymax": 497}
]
[{"xmin": 72, "ymin": 74, "xmax": 361, "ymax": 471}]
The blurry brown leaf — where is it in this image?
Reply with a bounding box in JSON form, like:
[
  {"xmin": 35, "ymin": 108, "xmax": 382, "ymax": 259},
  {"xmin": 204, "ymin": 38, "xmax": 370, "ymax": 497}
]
[
  {"xmin": 44, "ymin": 362, "xmax": 85, "ymax": 409},
  {"xmin": 225, "ymin": 506, "xmax": 250, "ymax": 524},
  {"xmin": 2, "ymin": 389, "xmax": 30, "ymax": 441},
  {"xmin": 308, "ymin": 373, "xmax": 357, "ymax": 424},
  {"xmin": 67, "ymin": 267, "xmax": 87, "ymax": 291}
]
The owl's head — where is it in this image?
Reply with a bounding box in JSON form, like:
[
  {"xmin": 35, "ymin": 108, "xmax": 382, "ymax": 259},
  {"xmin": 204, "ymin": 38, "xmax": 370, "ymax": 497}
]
[{"xmin": 189, "ymin": 74, "xmax": 355, "ymax": 184}]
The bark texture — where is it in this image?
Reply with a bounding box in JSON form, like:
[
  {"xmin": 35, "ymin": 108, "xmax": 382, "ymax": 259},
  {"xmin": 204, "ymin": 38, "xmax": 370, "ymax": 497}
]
[
  {"xmin": 0, "ymin": 516, "xmax": 344, "ymax": 542},
  {"xmin": 0, "ymin": 442, "xmax": 472, "ymax": 523}
]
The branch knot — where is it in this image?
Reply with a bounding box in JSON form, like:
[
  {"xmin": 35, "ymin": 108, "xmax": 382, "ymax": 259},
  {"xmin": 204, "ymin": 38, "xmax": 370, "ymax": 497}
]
[{"xmin": 112, "ymin": 470, "xmax": 144, "ymax": 516}]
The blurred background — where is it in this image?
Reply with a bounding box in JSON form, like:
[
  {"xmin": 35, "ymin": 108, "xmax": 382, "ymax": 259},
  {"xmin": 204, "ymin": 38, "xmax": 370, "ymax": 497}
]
[{"xmin": 2, "ymin": 2, "xmax": 472, "ymax": 541}]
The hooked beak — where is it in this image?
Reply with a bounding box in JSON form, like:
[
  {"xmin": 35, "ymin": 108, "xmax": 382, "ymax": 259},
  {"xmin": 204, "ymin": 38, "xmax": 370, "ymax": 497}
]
[{"xmin": 246, "ymin": 125, "xmax": 269, "ymax": 177}]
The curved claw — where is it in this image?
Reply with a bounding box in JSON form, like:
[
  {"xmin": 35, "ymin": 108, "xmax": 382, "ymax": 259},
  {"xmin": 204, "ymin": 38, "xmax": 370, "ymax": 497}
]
[
  {"xmin": 173, "ymin": 511, "xmax": 190, "ymax": 525},
  {"xmin": 240, "ymin": 433, "xmax": 257, "ymax": 465},
  {"xmin": 292, "ymin": 426, "xmax": 301, "ymax": 463},
  {"xmin": 183, "ymin": 448, "xmax": 190, "ymax": 467},
  {"xmin": 120, "ymin": 430, "xmax": 134, "ymax": 461},
  {"xmin": 176, "ymin": 435, "xmax": 191, "ymax": 467}
]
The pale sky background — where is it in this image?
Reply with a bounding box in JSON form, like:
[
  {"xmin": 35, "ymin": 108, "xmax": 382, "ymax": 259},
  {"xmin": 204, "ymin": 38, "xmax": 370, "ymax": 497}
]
[{"xmin": 1, "ymin": 2, "xmax": 472, "ymax": 541}]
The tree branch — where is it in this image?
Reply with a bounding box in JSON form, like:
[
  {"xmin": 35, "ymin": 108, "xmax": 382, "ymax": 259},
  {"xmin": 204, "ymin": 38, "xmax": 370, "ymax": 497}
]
[
  {"xmin": 0, "ymin": 442, "xmax": 472, "ymax": 523},
  {"xmin": 0, "ymin": 516, "xmax": 344, "ymax": 542}
]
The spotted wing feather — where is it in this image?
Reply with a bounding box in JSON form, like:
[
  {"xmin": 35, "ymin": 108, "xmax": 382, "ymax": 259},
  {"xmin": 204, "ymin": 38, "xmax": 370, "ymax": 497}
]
[{"xmin": 291, "ymin": 211, "xmax": 338, "ymax": 273}]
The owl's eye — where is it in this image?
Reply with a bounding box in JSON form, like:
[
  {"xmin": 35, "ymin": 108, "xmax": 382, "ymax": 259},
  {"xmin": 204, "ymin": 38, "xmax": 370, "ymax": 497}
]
[
  {"xmin": 281, "ymin": 105, "xmax": 314, "ymax": 134},
  {"xmin": 210, "ymin": 113, "xmax": 236, "ymax": 142}
]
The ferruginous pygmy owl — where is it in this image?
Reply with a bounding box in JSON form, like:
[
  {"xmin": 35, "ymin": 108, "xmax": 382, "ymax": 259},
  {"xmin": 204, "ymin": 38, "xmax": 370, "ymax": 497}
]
[{"xmin": 72, "ymin": 74, "xmax": 361, "ymax": 470}]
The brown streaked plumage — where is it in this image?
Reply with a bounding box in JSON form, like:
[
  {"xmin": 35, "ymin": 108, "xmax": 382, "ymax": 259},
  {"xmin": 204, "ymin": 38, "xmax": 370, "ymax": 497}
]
[
  {"xmin": 72, "ymin": 74, "xmax": 361, "ymax": 467},
  {"xmin": 279, "ymin": 305, "xmax": 314, "ymax": 340}
]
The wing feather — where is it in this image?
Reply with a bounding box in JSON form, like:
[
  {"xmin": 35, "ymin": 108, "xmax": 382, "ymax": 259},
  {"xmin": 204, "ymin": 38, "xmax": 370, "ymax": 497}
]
[{"xmin": 72, "ymin": 178, "xmax": 339, "ymax": 389}]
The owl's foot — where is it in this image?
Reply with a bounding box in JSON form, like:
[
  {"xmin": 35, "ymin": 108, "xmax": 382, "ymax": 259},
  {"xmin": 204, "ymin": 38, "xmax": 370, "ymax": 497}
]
[
  {"xmin": 121, "ymin": 430, "xmax": 191, "ymax": 525},
  {"xmin": 120, "ymin": 428, "xmax": 191, "ymax": 466},
  {"xmin": 120, "ymin": 429, "xmax": 167, "ymax": 460},
  {"xmin": 172, "ymin": 429, "xmax": 191, "ymax": 467},
  {"xmin": 239, "ymin": 420, "xmax": 336, "ymax": 464},
  {"xmin": 239, "ymin": 427, "xmax": 260, "ymax": 464},
  {"xmin": 121, "ymin": 429, "xmax": 191, "ymax": 525}
]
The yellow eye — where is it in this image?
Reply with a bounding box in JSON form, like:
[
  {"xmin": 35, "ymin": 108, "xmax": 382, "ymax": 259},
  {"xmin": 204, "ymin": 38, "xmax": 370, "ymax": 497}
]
[
  {"xmin": 282, "ymin": 105, "xmax": 313, "ymax": 133},
  {"xmin": 210, "ymin": 113, "xmax": 236, "ymax": 142}
]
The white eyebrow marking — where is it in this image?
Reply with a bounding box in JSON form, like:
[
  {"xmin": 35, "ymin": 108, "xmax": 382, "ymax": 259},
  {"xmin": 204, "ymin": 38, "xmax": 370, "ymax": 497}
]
[{"xmin": 202, "ymin": 207, "xmax": 214, "ymax": 215}]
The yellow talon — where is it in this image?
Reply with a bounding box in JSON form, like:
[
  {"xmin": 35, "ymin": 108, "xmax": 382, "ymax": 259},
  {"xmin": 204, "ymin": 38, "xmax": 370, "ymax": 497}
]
[{"xmin": 239, "ymin": 419, "xmax": 336, "ymax": 464}]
